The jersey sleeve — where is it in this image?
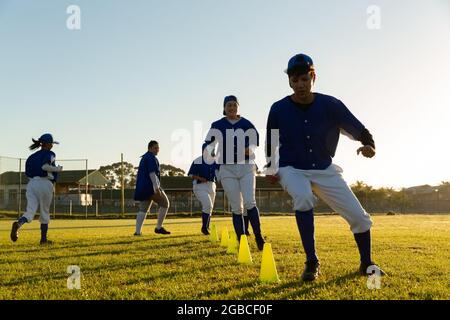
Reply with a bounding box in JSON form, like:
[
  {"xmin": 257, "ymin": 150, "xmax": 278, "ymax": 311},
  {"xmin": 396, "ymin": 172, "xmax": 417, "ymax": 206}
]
[
  {"xmin": 187, "ymin": 162, "xmax": 198, "ymax": 176},
  {"xmin": 359, "ymin": 128, "xmax": 375, "ymax": 149},
  {"xmin": 334, "ymin": 100, "xmax": 366, "ymax": 141},
  {"xmin": 202, "ymin": 124, "xmax": 217, "ymax": 150},
  {"xmin": 42, "ymin": 151, "xmax": 55, "ymax": 166},
  {"xmin": 147, "ymin": 155, "xmax": 158, "ymax": 173},
  {"xmin": 202, "ymin": 123, "xmax": 220, "ymax": 158},
  {"xmin": 246, "ymin": 120, "xmax": 259, "ymax": 148},
  {"xmin": 265, "ymin": 105, "xmax": 278, "ymax": 159},
  {"xmin": 47, "ymin": 151, "xmax": 58, "ymax": 182}
]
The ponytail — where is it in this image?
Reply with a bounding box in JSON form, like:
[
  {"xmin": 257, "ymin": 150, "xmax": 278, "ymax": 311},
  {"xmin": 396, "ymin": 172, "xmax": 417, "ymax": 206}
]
[{"xmin": 29, "ymin": 138, "xmax": 41, "ymax": 151}]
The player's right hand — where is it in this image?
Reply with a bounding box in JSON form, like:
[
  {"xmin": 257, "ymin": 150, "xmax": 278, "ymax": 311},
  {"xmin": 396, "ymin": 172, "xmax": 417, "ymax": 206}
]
[
  {"xmin": 57, "ymin": 165, "xmax": 63, "ymax": 172},
  {"xmin": 357, "ymin": 145, "xmax": 376, "ymax": 158},
  {"xmin": 266, "ymin": 174, "xmax": 280, "ymax": 184},
  {"xmin": 154, "ymin": 188, "xmax": 162, "ymax": 197}
]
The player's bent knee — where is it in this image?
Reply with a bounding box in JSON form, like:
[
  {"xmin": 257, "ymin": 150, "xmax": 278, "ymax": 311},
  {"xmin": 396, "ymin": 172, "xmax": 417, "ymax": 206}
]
[
  {"xmin": 40, "ymin": 217, "xmax": 50, "ymax": 224},
  {"xmin": 350, "ymin": 214, "xmax": 373, "ymax": 234},
  {"xmin": 293, "ymin": 194, "xmax": 316, "ymax": 211},
  {"xmin": 244, "ymin": 201, "xmax": 257, "ymax": 210},
  {"xmin": 203, "ymin": 205, "xmax": 213, "ymax": 214}
]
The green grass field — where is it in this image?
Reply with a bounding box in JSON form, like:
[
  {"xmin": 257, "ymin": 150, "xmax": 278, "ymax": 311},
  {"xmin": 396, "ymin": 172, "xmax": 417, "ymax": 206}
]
[{"xmin": 0, "ymin": 214, "xmax": 449, "ymax": 300}]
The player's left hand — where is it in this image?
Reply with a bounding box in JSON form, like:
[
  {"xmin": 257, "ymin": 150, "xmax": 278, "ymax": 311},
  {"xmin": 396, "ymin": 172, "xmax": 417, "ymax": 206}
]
[{"xmin": 357, "ymin": 145, "xmax": 376, "ymax": 158}]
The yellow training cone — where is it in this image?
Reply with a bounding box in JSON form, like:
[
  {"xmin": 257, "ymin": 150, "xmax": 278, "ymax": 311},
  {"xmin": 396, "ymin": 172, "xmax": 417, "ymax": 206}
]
[
  {"xmin": 209, "ymin": 224, "xmax": 219, "ymax": 243},
  {"xmin": 226, "ymin": 231, "xmax": 238, "ymax": 254},
  {"xmin": 220, "ymin": 227, "xmax": 229, "ymax": 247},
  {"xmin": 237, "ymin": 235, "xmax": 253, "ymax": 264},
  {"xmin": 259, "ymin": 243, "xmax": 280, "ymax": 283}
]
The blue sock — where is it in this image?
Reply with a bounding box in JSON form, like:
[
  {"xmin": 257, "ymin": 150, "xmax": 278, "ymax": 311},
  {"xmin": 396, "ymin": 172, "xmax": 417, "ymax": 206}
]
[
  {"xmin": 18, "ymin": 216, "xmax": 28, "ymax": 227},
  {"xmin": 40, "ymin": 224, "xmax": 48, "ymax": 242},
  {"xmin": 247, "ymin": 207, "xmax": 261, "ymax": 235},
  {"xmin": 295, "ymin": 210, "xmax": 318, "ymax": 263},
  {"xmin": 232, "ymin": 213, "xmax": 245, "ymax": 241},
  {"xmin": 201, "ymin": 212, "xmax": 210, "ymax": 229},
  {"xmin": 243, "ymin": 215, "xmax": 250, "ymax": 233},
  {"xmin": 354, "ymin": 229, "xmax": 372, "ymax": 265}
]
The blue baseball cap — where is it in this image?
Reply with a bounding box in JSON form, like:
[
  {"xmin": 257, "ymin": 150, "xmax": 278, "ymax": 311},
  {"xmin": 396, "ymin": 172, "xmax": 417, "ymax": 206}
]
[
  {"xmin": 39, "ymin": 133, "xmax": 59, "ymax": 144},
  {"xmin": 223, "ymin": 95, "xmax": 238, "ymax": 106},
  {"xmin": 285, "ymin": 54, "xmax": 314, "ymax": 75}
]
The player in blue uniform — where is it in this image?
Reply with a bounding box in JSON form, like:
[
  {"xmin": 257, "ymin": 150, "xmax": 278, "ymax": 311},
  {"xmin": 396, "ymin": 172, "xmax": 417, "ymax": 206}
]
[
  {"xmin": 134, "ymin": 140, "xmax": 171, "ymax": 235},
  {"xmin": 203, "ymin": 95, "xmax": 265, "ymax": 250},
  {"xmin": 188, "ymin": 155, "xmax": 219, "ymax": 235},
  {"xmin": 265, "ymin": 54, "xmax": 386, "ymax": 281},
  {"xmin": 10, "ymin": 133, "xmax": 63, "ymax": 245}
]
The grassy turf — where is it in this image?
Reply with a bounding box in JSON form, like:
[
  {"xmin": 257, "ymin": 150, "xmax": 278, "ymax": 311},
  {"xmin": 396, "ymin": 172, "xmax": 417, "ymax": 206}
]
[{"xmin": 0, "ymin": 215, "xmax": 448, "ymax": 300}]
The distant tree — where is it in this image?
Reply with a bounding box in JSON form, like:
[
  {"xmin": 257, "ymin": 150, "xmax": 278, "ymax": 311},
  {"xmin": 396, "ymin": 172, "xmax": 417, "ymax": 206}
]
[
  {"xmin": 98, "ymin": 162, "xmax": 137, "ymax": 189},
  {"xmin": 160, "ymin": 164, "xmax": 185, "ymax": 177}
]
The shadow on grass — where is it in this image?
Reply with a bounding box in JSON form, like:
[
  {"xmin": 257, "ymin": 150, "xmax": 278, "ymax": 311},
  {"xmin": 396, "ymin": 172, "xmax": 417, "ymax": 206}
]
[
  {"xmin": 193, "ymin": 280, "xmax": 259, "ymax": 299},
  {"xmin": 0, "ymin": 253, "xmax": 189, "ymax": 288},
  {"xmin": 123, "ymin": 255, "xmax": 230, "ymax": 287},
  {"xmin": 0, "ymin": 238, "xmax": 216, "ymax": 267},
  {"xmin": 234, "ymin": 271, "xmax": 361, "ymax": 300},
  {"xmin": 0, "ymin": 245, "xmax": 230, "ymax": 290},
  {"xmin": 0, "ymin": 234, "xmax": 202, "ymax": 254},
  {"xmin": 0, "ymin": 218, "xmax": 216, "ymax": 232}
]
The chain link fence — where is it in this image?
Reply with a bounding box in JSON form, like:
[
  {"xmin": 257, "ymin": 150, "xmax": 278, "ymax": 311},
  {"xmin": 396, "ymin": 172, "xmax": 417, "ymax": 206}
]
[{"xmin": 2, "ymin": 155, "xmax": 449, "ymax": 220}]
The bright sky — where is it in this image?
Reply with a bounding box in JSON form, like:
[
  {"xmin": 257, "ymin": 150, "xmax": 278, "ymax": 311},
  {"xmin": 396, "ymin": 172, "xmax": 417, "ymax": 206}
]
[{"xmin": 1, "ymin": 0, "xmax": 449, "ymax": 189}]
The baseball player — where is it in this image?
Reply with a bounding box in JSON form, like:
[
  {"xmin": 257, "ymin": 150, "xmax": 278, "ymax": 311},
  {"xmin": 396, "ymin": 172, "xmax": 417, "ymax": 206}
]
[
  {"xmin": 10, "ymin": 133, "xmax": 63, "ymax": 245},
  {"xmin": 202, "ymin": 95, "xmax": 265, "ymax": 250},
  {"xmin": 134, "ymin": 140, "xmax": 171, "ymax": 235},
  {"xmin": 265, "ymin": 54, "xmax": 385, "ymax": 281},
  {"xmin": 188, "ymin": 155, "xmax": 219, "ymax": 235}
]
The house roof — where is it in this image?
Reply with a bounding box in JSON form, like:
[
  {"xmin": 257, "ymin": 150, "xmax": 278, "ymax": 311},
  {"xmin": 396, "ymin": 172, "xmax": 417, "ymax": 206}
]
[
  {"xmin": 404, "ymin": 184, "xmax": 449, "ymax": 194},
  {"xmin": 0, "ymin": 170, "xmax": 109, "ymax": 186}
]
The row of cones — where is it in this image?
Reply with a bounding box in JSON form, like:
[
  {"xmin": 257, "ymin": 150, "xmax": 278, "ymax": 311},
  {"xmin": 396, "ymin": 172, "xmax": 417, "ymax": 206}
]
[{"xmin": 209, "ymin": 224, "xmax": 280, "ymax": 283}]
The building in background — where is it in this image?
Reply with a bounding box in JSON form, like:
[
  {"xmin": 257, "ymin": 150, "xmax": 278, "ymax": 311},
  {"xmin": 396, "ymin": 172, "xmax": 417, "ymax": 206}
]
[{"xmin": 0, "ymin": 170, "xmax": 109, "ymax": 210}]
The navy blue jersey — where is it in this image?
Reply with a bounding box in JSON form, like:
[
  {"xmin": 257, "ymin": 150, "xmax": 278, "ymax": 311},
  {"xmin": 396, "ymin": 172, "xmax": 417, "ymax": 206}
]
[
  {"xmin": 202, "ymin": 117, "xmax": 259, "ymax": 164},
  {"xmin": 188, "ymin": 157, "xmax": 219, "ymax": 184},
  {"xmin": 134, "ymin": 152, "xmax": 160, "ymax": 201},
  {"xmin": 25, "ymin": 149, "xmax": 58, "ymax": 182},
  {"xmin": 266, "ymin": 93, "xmax": 367, "ymax": 170}
]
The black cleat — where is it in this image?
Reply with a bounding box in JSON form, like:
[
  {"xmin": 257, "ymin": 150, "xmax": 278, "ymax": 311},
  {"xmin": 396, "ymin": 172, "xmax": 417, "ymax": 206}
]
[
  {"xmin": 154, "ymin": 227, "xmax": 171, "ymax": 235},
  {"xmin": 10, "ymin": 222, "xmax": 19, "ymax": 242},
  {"xmin": 254, "ymin": 233, "xmax": 265, "ymax": 251},
  {"xmin": 301, "ymin": 260, "xmax": 320, "ymax": 281},
  {"xmin": 245, "ymin": 230, "xmax": 251, "ymax": 236},
  {"xmin": 359, "ymin": 262, "xmax": 386, "ymax": 276},
  {"xmin": 201, "ymin": 226, "xmax": 210, "ymax": 235},
  {"xmin": 133, "ymin": 233, "xmax": 142, "ymax": 236},
  {"xmin": 40, "ymin": 239, "xmax": 54, "ymax": 246}
]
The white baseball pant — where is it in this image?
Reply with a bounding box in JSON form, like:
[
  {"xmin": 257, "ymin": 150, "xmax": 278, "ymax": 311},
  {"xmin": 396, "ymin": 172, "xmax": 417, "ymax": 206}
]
[
  {"xmin": 22, "ymin": 177, "xmax": 54, "ymax": 224},
  {"xmin": 193, "ymin": 181, "xmax": 216, "ymax": 214},
  {"xmin": 218, "ymin": 164, "xmax": 256, "ymax": 215},
  {"xmin": 278, "ymin": 164, "xmax": 372, "ymax": 234}
]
